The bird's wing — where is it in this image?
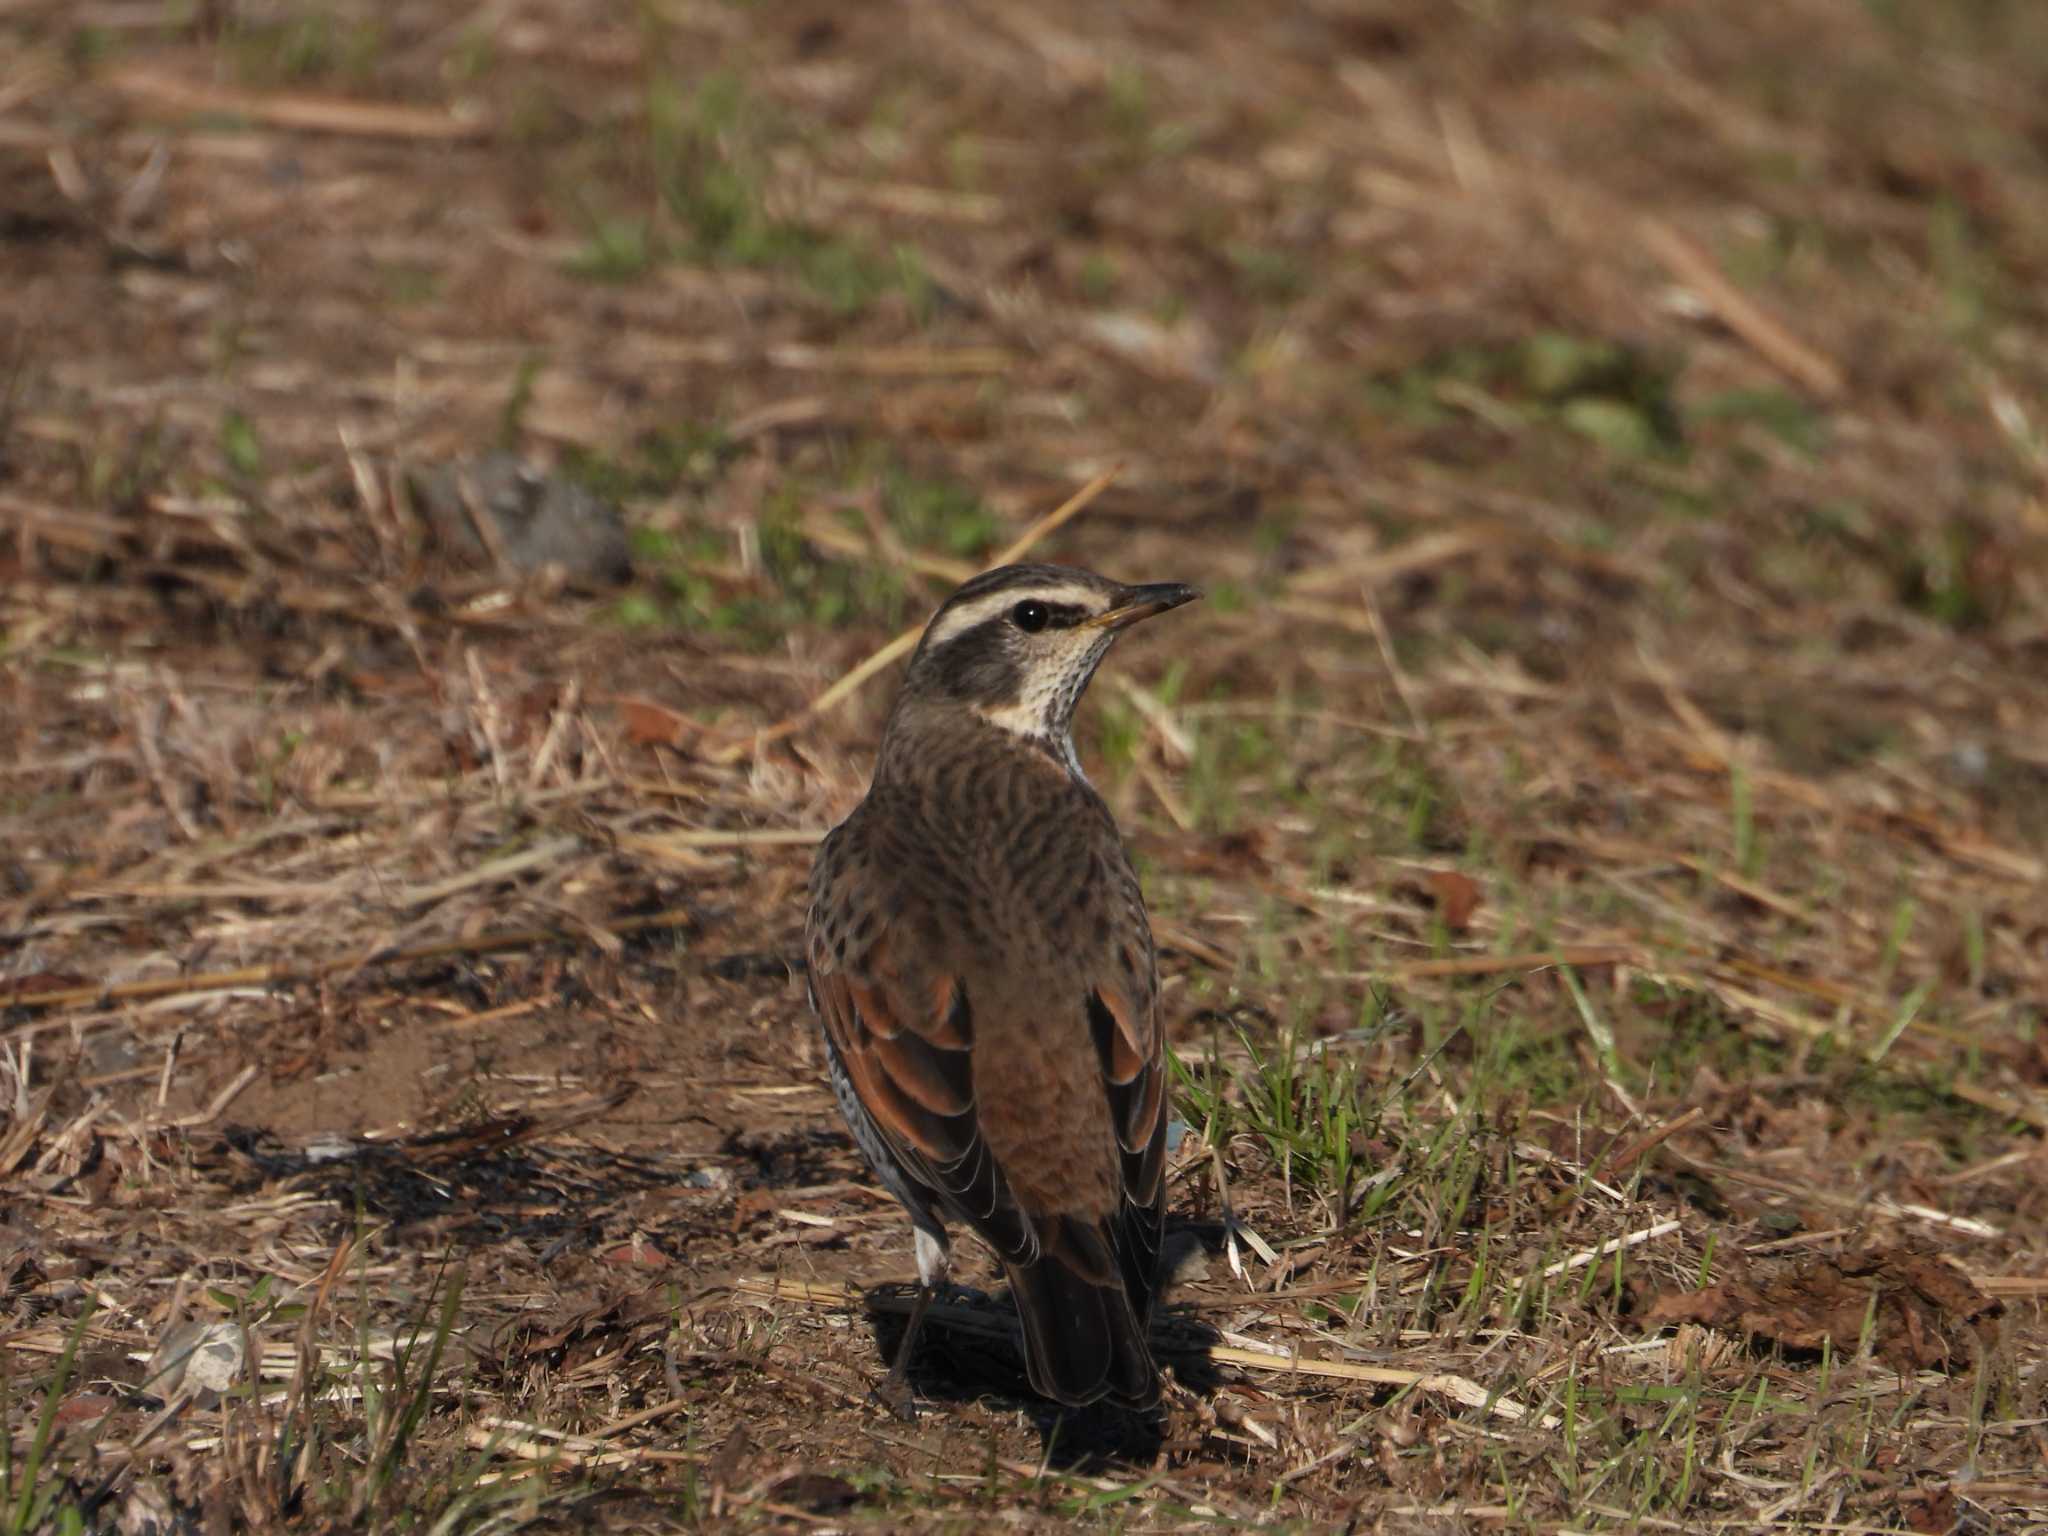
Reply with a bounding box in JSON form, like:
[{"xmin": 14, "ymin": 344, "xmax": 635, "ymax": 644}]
[
  {"xmin": 808, "ymin": 918, "xmax": 1040, "ymax": 1263},
  {"xmin": 1086, "ymin": 966, "xmax": 1168, "ymax": 1321}
]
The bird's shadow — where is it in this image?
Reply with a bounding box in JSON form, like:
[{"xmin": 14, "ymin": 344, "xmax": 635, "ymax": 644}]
[
  {"xmin": 859, "ymin": 1247, "xmax": 1228, "ymax": 1469},
  {"xmin": 212, "ymin": 1114, "xmax": 732, "ymax": 1260}
]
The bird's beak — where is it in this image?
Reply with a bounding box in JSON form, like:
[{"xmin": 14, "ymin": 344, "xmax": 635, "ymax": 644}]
[{"xmin": 1082, "ymin": 582, "xmax": 1202, "ymax": 632}]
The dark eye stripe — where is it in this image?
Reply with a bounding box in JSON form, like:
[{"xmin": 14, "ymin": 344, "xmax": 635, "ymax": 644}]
[{"xmin": 1041, "ymin": 603, "xmax": 1089, "ymax": 629}]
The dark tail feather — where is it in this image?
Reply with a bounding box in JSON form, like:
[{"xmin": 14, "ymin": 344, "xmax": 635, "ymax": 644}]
[{"xmin": 1008, "ymin": 1218, "xmax": 1158, "ymax": 1408}]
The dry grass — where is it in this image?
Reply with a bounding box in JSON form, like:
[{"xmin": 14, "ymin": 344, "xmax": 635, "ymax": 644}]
[{"xmin": 3, "ymin": 0, "xmax": 2047, "ymax": 1531}]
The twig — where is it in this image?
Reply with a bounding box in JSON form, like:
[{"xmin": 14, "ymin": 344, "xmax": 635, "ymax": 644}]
[
  {"xmin": 1639, "ymin": 217, "xmax": 1844, "ymax": 399},
  {"xmin": 128, "ymin": 692, "xmax": 200, "ymax": 843},
  {"xmin": 525, "ymin": 679, "xmax": 582, "ymax": 792},
  {"xmin": 154, "ymin": 1030, "xmax": 182, "ymax": 1111},
  {"xmin": 799, "ymin": 512, "xmax": 974, "ymax": 585},
  {"xmin": 1364, "ymin": 586, "xmax": 1429, "ymax": 740},
  {"xmin": 1945, "ymin": 1080, "xmax": 2048, "ymax": 1133},
  {"xmin": 760, "ymin": 343, "xmax": 1013, "ymax": 376},
  {"xmin": 392, "ymin": 836, "xmax": 580, "ymax": 907},
  {"xmin": 1970, "ymin": 1276, "xmax": 2048, "ymax": 1298},
  {"xmin": 455, "ymin": 467, "xmax": 513, "ymax": 579},
  {"xmin": 1538, "ymin": 1219, "xmax": 1683, "ymax": 1279},
  {"xmin": 1543, "ymin": 1106, "xmax": 1706, "ymax": 1217},
  {"xmin": 622, "ymin": 828, "xmax": 824, "ymax": 856},
  {"xmin": 1137, "ymin": 760, "xmax": 1194, "ymax": 832},
  {"xmin": 105, "ymin": 66, "xmax": 490, "ymax": 140},
  {"xmin": 1285, "ymin": 528, "xmax": 1488, "ymax": 599},
  {"xmin": 161, "ymin": 1064, "xmax": 258, "ymax": 1128},
  {"xmin": 1151, "ymin": 918, "xmax": 1234, "ymax": 971}
]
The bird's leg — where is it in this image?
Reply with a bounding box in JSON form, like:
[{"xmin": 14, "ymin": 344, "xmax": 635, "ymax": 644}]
[
  {"xmin": 875, "ymin": 1225, "xmax": 948, "ymax": 1419},
  {"xmin": 878, "ymin": 1283, "xmax": 933, "ymax": 1417}
]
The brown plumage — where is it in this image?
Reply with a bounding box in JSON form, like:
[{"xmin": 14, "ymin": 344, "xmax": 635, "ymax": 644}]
[{"xmin": 806, "ymin": 562, "xmax": 1198, "ymax": 1410}]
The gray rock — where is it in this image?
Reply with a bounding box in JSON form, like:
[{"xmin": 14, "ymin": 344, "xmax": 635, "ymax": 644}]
[{"xmin": 407, "ymin": 453, "xmax": 632, "ymax": 586}]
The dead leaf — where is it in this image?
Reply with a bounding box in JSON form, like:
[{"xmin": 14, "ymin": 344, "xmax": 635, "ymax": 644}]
[
  {"xmin": 54, "ymin": 1393, "xmax": 119, "ymax": 1426},
  {"xmin": 703, "ymin": 1421, "xmax": 753, "ymax": 1492},
  {"xmin": 1901, "ymin": 1485, "xmax": 1957, "ymax": 1534},
  {"xmin": 517, "ymin": 1295, "xmax": 610, "ymax": 1357},
  {"xmin": 763, "ymin": 1471, "xmax": 861, "ymax": 1514},
  {"xmin": 620, "ymin": 698, "xmax": 692, "ymax": 748},
  {"xmin": 732, "ymin": 1189, "xmax": 781, "ymax": 1233},
  {"xmin": 1175, "ymin": 827, "xmax": 1271, "ymax": 878},
  {"xmin": 1642, "ymin": 1246, "xmax": 2001, "ymax": 1372},
  {"xmin": 600, "ymin": 1238, "xmax": 670, "ymax": 1269},
  {"xmin": 1425, "ymin": 870, "xmax": 1483, "ymax": 931}
]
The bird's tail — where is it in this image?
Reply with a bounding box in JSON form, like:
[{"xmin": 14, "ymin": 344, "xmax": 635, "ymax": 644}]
[{"xmin": 1007, "ymin": 1215, "xmax": 1158, "ymax": 1408}]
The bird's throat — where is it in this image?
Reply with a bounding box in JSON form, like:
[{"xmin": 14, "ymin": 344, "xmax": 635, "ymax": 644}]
[{"xmin": 972, "ymin": 698, "xmax": 1085, "ymax": 778}]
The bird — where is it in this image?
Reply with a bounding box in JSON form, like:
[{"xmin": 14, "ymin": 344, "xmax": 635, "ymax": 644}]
[{"xmin": 805, "ymin": 561, "xmax": 1199, "ymax": 1411}]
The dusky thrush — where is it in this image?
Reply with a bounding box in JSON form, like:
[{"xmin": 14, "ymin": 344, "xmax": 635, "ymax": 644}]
[{"xmin": 806, "ymin": 562, "xmax": 1198, "ymax": 1409}]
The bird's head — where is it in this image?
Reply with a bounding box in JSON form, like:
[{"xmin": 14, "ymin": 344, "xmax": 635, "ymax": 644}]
[{"xmin": 890, "ymin": 562, "xmax": 1199, "ymax": 766}]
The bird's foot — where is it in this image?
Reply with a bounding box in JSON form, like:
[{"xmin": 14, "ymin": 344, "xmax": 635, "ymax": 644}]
[
  {"xmin": 869, "ymin": 1375, "xmax": 920, "ymax": 1421},
  {"xmin": 871, "ymin": 1280, "xmax": 936, "ymax": 1421}
]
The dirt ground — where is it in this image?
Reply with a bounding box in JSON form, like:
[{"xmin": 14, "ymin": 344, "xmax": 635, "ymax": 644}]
[{"xmin": 3, "ymin": 1, "xmax": 2047, "ymax": 1531}]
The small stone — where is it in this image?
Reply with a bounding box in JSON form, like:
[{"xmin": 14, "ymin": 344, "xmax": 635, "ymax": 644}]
[{"xmin": 406, "ymin": 454, "xmax": 632, "ymax": 586}]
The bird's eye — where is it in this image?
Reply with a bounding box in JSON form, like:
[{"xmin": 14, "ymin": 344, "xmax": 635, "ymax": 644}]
[{"xmin": 1010, "ymin": 600, "xmax": 1050, "ymax": 633}]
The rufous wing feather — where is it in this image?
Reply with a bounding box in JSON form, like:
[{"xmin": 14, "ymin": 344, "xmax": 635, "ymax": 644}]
[
  {"xmin": 1087, "ymin": 982, "xmax": 1167, "ymax": 1326},
  {"xmin": 810, "ymin": 929, "xmax": 1037, "ymax": 1262}
]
